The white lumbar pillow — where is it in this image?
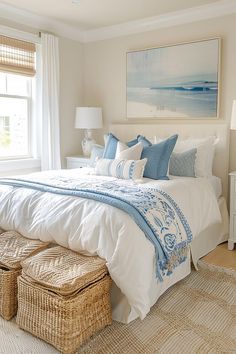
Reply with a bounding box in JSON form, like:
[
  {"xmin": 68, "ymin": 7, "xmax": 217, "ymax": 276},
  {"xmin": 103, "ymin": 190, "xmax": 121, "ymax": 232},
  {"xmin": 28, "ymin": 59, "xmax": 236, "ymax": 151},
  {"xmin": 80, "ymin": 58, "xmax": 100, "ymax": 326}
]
[
  {"xmin": 95, "ymin": 158, "xmax": 147, "ymax": 180},
  {"xmin": 115, "ymin": 142, "xmax": 143, "ymax": 160}
]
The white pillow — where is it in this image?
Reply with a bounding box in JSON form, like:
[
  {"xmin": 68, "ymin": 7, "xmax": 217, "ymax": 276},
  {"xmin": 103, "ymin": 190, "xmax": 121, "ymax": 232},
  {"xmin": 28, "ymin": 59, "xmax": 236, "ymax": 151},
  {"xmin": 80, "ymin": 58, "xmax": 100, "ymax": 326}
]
[
  {"xmin": 115, "ymin": 142, "xmax": 143, "ymax": 160},
  {"xmin": 174, "ymin": 137, "xmax": 216, "ymax": 177},
  {"xmin": 94, "ymin": 158, "xmax": 147, "ymax": 180}
]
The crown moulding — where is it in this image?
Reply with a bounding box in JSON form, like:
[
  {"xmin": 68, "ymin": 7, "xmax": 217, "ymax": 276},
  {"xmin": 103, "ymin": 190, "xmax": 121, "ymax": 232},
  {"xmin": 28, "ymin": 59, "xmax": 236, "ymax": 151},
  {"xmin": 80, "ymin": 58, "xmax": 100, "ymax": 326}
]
[
  {"xmin": 0, "ymin": 1, "xmax": 84, "ymax": 42},
  {"xmin": 0, "ymin": 0, "xmax": 236, "ymax": 43}
]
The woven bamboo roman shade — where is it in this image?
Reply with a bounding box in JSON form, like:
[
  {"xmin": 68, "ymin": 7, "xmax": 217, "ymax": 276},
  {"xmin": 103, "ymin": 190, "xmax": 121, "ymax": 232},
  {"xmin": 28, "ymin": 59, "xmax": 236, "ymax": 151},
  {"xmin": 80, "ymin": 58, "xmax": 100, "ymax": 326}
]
[{"xmin": 0, "ymin": 35, "xmax": 36, "ymax": 76}]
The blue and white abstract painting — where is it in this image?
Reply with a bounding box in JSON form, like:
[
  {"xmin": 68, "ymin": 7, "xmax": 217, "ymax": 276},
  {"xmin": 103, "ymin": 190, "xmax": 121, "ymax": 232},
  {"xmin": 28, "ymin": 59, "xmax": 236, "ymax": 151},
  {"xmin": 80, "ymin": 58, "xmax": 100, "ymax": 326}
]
[{"xmin": 127, "ymin": 38, "xmax": 220, "ymax": 118}]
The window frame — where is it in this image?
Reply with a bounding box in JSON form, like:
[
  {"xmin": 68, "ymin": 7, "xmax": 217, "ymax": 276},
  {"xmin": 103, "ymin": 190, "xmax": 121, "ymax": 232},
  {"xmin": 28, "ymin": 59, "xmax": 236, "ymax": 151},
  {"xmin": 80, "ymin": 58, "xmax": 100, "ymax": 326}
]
[{"xmin": 0, "ymin": 25, "xmax": 41, "ymax": 174}]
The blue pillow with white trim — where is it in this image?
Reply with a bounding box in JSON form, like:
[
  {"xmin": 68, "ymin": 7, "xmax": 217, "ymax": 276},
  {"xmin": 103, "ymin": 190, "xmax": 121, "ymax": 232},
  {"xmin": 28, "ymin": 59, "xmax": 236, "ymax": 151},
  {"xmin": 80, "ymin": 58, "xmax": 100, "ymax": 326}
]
[{"xmin": 141, "ymin": 134, "xmax": 178, "ymax": 180}]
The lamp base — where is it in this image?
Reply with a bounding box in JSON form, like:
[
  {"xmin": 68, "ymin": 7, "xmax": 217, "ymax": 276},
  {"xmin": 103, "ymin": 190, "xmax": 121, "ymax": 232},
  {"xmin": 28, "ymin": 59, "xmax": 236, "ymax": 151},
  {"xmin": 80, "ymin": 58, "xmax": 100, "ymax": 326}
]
[{"xmin": 81, "ymin": 130, "xmax": 95, "ymax": 157}]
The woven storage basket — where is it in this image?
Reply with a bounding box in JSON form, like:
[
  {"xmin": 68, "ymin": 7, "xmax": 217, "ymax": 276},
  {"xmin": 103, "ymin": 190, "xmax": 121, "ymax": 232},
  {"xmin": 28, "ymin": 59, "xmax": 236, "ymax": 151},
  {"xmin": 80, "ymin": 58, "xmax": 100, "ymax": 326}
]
[
  {"xmin": 0, "ymin": 231, "xmax": 49, "ymax": 320},
  {"xmin": 0, "ymin": 267, "xmax": 21, "ymax": 320},
  {"xmin": 17, "ymin": 246, "xmax": 112, "ymax": 354}
]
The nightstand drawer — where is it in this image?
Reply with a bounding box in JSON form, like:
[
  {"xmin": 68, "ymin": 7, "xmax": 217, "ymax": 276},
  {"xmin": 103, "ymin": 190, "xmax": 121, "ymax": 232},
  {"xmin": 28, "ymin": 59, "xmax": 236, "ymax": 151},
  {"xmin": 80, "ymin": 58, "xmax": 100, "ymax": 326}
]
[
  {"xmin": 67, "ymin": 161, "xmax": 87, "ymax": 169},
  {"xmin": 66, "ymin": 156, "xmax": 91, "ymax": 169}
]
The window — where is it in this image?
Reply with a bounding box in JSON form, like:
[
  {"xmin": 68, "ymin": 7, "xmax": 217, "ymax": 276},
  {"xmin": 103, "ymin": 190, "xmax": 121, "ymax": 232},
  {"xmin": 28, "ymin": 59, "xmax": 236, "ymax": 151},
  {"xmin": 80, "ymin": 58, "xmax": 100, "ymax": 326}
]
[
  {"xmin": 0, "ymin": 73, "xmax": 32, "ymax": 159},
  {"xmin": 0, "ymin": 35, "xmax": 36, "ymax": 161}
]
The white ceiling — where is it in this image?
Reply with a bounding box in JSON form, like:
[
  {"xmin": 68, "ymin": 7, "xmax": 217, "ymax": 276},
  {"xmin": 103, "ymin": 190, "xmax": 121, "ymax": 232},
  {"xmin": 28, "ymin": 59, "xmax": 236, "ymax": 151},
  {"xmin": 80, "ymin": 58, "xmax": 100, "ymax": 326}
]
[{"xmin": 0, "ymin": 0, "xmax": 222, "ymax": 30}]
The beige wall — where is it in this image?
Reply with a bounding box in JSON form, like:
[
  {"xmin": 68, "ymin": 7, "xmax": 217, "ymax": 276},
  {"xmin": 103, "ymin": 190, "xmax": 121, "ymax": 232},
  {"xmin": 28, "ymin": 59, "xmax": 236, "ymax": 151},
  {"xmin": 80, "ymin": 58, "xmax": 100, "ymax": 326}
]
[
  {"xmin": 59, "ymin": 37, "xmax": 83, "ymax": 167},
  {"xmin": 83, "ymin": 14, "xmax": 236, "ymax": 172}
]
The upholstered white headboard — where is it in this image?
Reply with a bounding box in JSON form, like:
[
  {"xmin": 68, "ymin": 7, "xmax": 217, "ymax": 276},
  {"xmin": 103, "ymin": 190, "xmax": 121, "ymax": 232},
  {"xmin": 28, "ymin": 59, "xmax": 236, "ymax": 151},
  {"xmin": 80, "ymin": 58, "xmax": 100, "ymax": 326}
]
[{"xmin": 110, "ymin": 123, "xmax": 229, "ymax": 198}]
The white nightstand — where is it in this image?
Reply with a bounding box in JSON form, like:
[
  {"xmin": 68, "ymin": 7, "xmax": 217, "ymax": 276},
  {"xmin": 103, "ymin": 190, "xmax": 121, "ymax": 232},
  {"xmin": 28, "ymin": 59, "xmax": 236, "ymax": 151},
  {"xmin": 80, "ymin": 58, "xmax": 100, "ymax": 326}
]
[
  {"xmin": 229, "ymin": 171, "xmax": 236, "ymax": 250},
  {"xmin": 66, "ymin": 156, "xmax": 91, "ymax": 169}
]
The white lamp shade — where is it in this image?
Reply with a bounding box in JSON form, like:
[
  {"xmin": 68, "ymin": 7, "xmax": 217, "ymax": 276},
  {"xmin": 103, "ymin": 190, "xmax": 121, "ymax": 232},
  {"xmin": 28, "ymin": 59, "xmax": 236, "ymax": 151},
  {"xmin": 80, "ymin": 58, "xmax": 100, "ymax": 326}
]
[
  {"xmin": 75, "ymin": 107, "xmax": 103, "ymax": 129},
  {"xmin": 231, "ymin": 100, "xmax": 236, "ymax": 130}
]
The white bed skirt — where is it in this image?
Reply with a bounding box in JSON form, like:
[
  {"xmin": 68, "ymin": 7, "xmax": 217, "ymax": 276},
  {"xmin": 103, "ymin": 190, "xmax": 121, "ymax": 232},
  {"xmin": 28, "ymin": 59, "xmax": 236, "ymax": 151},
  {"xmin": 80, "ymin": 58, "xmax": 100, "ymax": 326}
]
[
  {"xmin": 191, "ymin": 196, "xmax": 229, "ymax": 268},
  {"xmin": 111, "ymin": 196, "xmax": 229, "ymax": 323}
]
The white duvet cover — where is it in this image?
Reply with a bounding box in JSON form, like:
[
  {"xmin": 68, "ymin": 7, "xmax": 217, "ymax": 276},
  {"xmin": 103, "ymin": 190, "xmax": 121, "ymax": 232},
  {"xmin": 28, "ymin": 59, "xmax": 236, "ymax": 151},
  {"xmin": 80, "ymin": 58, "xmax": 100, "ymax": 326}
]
[{"xmin": 0, "ymin": 169, "xmax": 221, "ymax": 323}]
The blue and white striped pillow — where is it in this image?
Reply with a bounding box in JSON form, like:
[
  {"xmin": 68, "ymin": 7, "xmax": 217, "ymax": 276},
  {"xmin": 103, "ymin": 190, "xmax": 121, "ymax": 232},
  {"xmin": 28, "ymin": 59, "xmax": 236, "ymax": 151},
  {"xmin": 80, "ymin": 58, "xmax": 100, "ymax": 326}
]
[{"xmin": 95, "ymin": 158, "xmax": 147, "ymax": 180}]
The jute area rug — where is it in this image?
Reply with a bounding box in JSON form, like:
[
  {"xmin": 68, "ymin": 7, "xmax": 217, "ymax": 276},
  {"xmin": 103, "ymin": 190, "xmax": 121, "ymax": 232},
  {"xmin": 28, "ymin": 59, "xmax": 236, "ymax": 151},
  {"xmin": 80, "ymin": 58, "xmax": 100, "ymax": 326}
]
[{"xmin": 0, "ymin": 261, "xmax": 235, "ymax": 354}]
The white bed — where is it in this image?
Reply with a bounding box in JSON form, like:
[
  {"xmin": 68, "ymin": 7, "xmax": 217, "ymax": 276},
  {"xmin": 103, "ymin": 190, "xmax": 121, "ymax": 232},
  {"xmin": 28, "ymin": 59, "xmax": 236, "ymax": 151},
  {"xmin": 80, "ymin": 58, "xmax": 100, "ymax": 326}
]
[{"xmin": 0, "ymin": 123, "xmax": 229, "ymax": 324}]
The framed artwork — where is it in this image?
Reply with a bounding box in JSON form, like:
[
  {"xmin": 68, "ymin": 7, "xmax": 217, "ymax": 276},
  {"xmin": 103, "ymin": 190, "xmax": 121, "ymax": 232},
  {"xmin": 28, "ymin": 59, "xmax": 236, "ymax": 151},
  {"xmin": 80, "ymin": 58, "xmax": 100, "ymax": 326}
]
[{"xmin": 126, "ymin": 38, "xmax": 220, "ymax": 119}]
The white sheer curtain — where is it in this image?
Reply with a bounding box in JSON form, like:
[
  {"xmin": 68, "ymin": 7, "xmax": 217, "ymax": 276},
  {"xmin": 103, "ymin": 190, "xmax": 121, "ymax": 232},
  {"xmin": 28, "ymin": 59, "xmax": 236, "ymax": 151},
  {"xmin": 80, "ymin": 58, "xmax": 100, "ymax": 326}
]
[{"xmin": 41, "ymin": 33, "xmax": 61, "ymax": 170}]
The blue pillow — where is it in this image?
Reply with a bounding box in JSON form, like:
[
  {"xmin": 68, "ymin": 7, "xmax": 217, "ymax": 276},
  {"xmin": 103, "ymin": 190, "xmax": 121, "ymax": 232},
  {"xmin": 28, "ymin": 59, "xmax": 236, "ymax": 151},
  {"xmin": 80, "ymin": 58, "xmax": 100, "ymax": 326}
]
[
  {"xmin": 102, "ymin": 133, "xmax": 119, "ymax": 159},
  {"xmin": 103, "ymin": 133, "xmax": 150, "ymax": 159},
  {"xmin": 169, "ymin": 148, "xmax": 197, "ymax": 177},
  {"xmin": 126, "ymin": 135, "xmax": 140, "ymax": 147},
  {"xmin": 90, "ymin": 144, "xmax": 105, "ymax": 167},
  {"xmin": 141, "ymin": 134, "xmax": 178, "ymax": 180},
  {"xmin": 138, "ymin": 136, "xmax": 152, "ymax": 148}
]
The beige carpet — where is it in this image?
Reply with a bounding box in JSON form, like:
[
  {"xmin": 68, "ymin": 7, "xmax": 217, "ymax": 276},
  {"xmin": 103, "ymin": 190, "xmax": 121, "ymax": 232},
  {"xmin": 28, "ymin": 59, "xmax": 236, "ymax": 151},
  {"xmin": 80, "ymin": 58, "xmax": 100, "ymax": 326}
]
[{"xmin": 0, "ymin": 262, "xmax": 236, "ymax": 354}]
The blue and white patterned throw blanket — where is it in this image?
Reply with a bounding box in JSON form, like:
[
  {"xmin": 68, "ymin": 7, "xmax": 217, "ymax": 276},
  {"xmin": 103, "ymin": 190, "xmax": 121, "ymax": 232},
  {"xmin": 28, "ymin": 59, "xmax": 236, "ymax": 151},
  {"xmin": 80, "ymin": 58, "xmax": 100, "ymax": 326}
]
[{"xmin": 0, "ymin": 175, "xmax": 192, "ymax": 281}]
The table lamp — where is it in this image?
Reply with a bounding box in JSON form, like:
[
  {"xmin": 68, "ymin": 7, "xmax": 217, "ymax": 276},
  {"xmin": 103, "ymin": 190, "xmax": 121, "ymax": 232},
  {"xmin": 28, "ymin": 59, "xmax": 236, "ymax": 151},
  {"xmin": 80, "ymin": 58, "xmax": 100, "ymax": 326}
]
[{"xmin": 75, "ymin": 107, "xmax": 103, "ymax": 156}]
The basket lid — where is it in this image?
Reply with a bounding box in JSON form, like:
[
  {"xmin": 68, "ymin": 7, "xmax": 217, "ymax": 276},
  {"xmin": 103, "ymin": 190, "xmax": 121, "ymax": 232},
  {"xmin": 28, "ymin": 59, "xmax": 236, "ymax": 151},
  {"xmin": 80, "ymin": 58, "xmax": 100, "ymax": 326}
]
[
  {"xmin": 21, "ymin": 246, "xmax": 108, "ymax": 295},
  {"xmin": 0, "ymin": 231, "xmax": 49, "ymax": 269}
]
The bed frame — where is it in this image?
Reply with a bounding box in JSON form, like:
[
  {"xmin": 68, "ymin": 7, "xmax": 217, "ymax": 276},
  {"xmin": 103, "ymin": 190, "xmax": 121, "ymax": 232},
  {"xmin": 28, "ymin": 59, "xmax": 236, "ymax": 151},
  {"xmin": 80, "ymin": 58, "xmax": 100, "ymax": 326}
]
[{"xmin": 110, "ymin": 123, "xmax": 229, "ymax": 199}]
